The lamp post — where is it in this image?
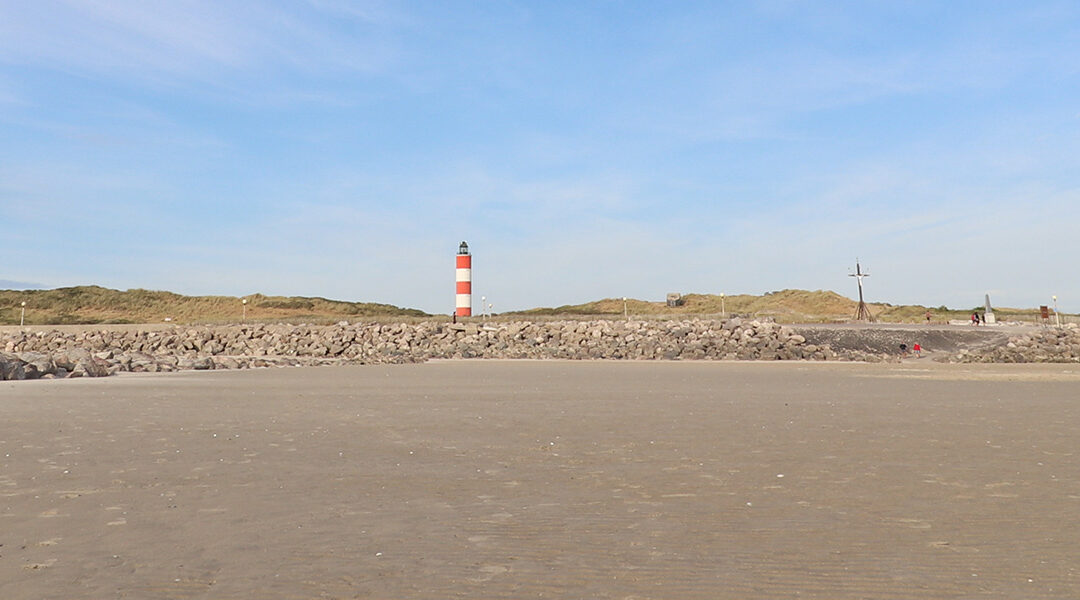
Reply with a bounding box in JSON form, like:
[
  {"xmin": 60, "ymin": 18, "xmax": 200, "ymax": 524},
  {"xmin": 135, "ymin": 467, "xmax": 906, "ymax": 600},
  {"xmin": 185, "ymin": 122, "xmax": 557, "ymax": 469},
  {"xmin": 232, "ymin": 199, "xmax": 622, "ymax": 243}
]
[
  {"xmin": 623, "ymin": 297, "xmax": 628, "ymax": 321},
  {"xmin": 20, "ymin": 301, "xmax": 26, "ymax": 327},
  {"xmin": 481, "ymin": 296, "xmax": 487, "ymax": 321},
  {"xmin": 242, "ymin": 298, "xmax": 248, "ymax": 322},
  {"xmin": 1053, "ymin": 295, "xmax": 1060, "ymax": 327},
  {"xmin": 720, "ymin": 293, "xmax": 725, "ymax": 318}
]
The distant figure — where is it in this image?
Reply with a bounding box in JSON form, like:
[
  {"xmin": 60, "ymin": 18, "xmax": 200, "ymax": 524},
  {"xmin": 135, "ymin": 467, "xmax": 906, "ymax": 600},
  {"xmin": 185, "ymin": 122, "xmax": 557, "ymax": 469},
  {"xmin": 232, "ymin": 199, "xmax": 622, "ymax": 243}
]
[
  {"xmin": 899, "ymin": 343, "xmax": 908, "ymax": 357},
  {"xmin": 971, "ymin": 312, "xmax": 979, "ymax": 326},
  {"xmin": 452, "ymin": 314, "xmax": 457, "ymax": 324},
  {"xmin": 925, "ymin": 311, "xmax": 932, "ymax": 324},
  {"xmin": 913, "ymin": 343, "xmax": 922, "ymax": 358},
  {"xmin": 980, "ymin": 312, "xmax": 986, "ymax": 325}
]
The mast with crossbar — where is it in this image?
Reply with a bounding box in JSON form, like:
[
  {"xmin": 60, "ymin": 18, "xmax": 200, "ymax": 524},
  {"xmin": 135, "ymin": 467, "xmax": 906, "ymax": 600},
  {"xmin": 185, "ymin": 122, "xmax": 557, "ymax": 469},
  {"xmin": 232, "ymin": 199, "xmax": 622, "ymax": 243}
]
[{"xmin": 849, "ymin": 260, "xmax": 875, "ymax": 322}]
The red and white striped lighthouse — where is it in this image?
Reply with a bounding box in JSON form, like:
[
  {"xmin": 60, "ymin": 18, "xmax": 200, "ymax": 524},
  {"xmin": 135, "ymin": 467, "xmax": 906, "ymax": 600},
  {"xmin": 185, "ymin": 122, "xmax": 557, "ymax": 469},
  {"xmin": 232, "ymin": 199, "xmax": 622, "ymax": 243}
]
[{"xmin": 455, "ymin": 241, "xmax": 472, "ymax": 317}]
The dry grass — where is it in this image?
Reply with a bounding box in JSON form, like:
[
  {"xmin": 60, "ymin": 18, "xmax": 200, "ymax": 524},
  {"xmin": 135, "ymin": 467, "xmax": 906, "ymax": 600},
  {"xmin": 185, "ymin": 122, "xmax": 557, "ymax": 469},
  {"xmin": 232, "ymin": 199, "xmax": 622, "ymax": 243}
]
[
  {"xmin": 2, "ymin": 286, "xmax": 1063, "ymax": 326},
  {"xmin": 0, "ymin": 286, "xmax": 427, "ymax": 325},
  {"xmin": 512, "ymin": 289, "xmax": 1060, "ymax": 324},
  {"xmin": 517, "ymin": 289, "xmax": 862, "ymax": 322}
]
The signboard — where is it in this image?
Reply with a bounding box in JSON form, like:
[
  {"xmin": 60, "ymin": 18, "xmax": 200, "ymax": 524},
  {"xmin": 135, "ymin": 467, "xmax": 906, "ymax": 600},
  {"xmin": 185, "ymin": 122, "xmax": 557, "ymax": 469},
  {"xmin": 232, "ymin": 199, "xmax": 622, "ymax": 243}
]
[{"xmin": 1040, "ymin": 306, "xmax": 1050, "ymax": 320}]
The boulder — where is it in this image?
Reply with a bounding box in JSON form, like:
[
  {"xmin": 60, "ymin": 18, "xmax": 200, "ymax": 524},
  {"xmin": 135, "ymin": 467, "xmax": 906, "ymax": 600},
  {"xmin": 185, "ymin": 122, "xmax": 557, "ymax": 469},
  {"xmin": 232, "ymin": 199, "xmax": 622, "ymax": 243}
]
[
  {"xmin": 1, "ymin": 354, "xmax": 26, "ymax": 380},
  {"xmin": 191, "ymin": 357, "xmax": 215, "ymax": 370}
]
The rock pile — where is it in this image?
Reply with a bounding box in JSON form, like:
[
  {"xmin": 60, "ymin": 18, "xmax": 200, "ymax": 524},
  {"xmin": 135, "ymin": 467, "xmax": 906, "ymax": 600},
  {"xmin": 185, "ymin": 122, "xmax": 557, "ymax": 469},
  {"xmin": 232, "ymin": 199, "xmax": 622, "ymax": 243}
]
[
  {"xmin": 1, "ymin": 318, "xmax": 835, "ymax": 380},
  {"xmin": 0, "ymin": 348, "xmax": 112, "ymax": 380},
  {"xmin": 8, "ymin": 318, "xmax": 1072, "ymax": 379},
  {"xmin": 436, "ymin": 318, "xmax": 832, "ymax": 361},
  {"xmin": 947, "ymin": 324, "xmax": 1080, "ymax": 363}
]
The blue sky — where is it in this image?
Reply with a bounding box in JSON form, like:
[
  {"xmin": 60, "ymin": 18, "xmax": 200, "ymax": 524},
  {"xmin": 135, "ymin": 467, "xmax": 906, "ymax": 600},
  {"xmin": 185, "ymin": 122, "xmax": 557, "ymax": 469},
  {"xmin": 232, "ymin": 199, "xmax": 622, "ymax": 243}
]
[{"xmin": 1, "ymin": 1, "xmax": 1077, "ymax": 314}]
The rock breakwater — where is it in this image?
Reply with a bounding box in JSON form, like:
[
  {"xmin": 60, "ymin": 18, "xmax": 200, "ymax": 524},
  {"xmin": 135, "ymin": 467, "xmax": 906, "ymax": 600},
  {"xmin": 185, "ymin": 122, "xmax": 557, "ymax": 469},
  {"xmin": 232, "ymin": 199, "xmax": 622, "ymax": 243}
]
[
  {"xmin": 5, "ymin": 319, "xmax": 1074, "ymax": 380},
  {"xmin": 947, "ymin": 324, "xmax": 1080, "ymax": 363},
  {"xmin": 1, "ymin": 318, "xmax": 833, "ymax": 380}
]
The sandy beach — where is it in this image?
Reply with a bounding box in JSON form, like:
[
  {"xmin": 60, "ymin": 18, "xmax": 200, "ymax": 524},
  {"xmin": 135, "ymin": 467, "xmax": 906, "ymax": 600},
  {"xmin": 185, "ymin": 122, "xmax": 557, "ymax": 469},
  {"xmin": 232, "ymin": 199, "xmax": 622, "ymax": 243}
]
[{"xmin": 2, "ymin": 361, "xmax": 1079, "ymax": 598}]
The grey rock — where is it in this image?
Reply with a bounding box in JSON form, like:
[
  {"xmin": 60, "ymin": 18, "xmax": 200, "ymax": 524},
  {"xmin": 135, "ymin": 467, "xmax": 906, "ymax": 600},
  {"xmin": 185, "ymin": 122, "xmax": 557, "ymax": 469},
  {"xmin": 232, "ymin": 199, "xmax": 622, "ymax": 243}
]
[
  {"xmin": 1, "ymin": 354, "xmax": 26, "ymax": 380},
  {"xmin": 192, "ymin": 357, "xmax": 215, "ymax": 370}
]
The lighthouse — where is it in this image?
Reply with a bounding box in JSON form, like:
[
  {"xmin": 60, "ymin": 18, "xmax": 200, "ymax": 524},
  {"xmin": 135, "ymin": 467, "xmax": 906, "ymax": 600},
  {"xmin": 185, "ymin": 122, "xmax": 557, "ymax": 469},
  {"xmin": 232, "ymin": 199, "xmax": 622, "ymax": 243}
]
[{"xmin": 455, "ymin": 241, "xmax": 472, "ymax": 317}]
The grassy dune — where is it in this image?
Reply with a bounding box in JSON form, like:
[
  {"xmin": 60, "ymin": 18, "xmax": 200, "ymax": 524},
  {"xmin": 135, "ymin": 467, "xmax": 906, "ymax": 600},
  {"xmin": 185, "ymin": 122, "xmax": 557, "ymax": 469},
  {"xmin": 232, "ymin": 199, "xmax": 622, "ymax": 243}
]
[
  {"xmin": 514, "ymin": 289, "xmax": 1051, "ymax": 324},
  {"xmin": 1, "ymin": 286, "xmax": 1060, "ymax": 326},
  {"xmin": 0, "ymin": 286, "xmax": 427, "ymax": 325}
]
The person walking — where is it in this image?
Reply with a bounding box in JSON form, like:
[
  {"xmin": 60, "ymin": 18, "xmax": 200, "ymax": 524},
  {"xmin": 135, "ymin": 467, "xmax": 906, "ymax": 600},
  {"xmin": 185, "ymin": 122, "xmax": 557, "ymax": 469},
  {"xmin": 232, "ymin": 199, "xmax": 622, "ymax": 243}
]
[{"xmin": 913, "ymin": 343, "xmax": 922, "ymax": 358}]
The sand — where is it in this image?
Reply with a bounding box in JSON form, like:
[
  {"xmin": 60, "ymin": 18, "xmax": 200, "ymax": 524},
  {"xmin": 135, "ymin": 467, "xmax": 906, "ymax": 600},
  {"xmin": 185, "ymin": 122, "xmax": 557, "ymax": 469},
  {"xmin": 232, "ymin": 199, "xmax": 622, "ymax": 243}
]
[{"xmin": 2, "ymin": 360, "xmax": 1079, "ymax": 598}]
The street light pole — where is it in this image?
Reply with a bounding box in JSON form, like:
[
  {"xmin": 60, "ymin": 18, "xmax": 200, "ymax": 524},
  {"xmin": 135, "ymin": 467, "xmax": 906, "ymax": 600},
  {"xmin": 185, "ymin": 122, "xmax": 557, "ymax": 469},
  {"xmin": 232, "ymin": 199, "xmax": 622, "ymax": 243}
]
[
  {"xmin": 1053, "ymin": 295, "xmax": 1061, "ymax": 327},
  {"xmin": 720, "ymin": 293, "xmax": 725, "ymax": 318},
  {"xmin": 623, "ymin": 297, "xmax": 628, "ymax": 321},
  {"xmin": 20, "ymin": 301, "xmax": 26, "ymax": 327},
  {"xmin": 242, "ymin": 298, "xmax": 248, "ymax": 322}
]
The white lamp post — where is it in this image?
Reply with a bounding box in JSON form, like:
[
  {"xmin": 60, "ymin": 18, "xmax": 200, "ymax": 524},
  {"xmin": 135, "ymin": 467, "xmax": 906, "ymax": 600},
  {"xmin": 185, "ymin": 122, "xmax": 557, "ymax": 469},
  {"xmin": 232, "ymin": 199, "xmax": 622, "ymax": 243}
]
[
  {"xmin": 720, "ymin": 293, "xmax": 725, "ymax": 318},
  {"xmin": 623, "ymin": 297, "xmax": 628, "ymax": 321},
  {"xmin": 481, "ymin": 296, "xmax": 487, "ymax": 320},
  {"xmin": 242, "ymin": 298, "xmax": 248, "ymax": 322},
  {"xmin": 20, "ymin": 301, "xmax": 26, "ymax": 327},
  {"xmin": 1053, "ymin": 295, "xmax": 1061, "ymax": 327}
]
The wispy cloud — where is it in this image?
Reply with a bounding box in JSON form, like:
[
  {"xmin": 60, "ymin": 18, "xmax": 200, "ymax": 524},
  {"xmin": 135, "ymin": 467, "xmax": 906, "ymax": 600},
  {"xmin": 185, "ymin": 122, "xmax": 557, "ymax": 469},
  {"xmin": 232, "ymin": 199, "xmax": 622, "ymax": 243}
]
[{"xmin": 0, "ymin": 1, "xmax": 403, "ymax": 100}]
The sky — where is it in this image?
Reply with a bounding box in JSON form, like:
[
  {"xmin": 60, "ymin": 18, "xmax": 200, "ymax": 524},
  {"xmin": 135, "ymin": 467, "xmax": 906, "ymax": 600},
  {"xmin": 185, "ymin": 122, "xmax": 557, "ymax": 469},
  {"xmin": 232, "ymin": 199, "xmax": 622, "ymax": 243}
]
[{"xmin": 1, "ymin": 1, "xmax": 1078, "ymax": 314}]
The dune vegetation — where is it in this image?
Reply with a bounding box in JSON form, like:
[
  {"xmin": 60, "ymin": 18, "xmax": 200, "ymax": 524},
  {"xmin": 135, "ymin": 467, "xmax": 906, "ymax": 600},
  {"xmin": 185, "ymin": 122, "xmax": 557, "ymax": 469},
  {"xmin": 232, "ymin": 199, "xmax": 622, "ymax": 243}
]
[
  {"xmin": 0, "ymin": 286, "xmax": 1061, "ymax": 326},
  {"xmin": 514, "ymin": 289, "xmax": 1053, "ymax": 324},
  {"xmin": 0, "ymin": 286, "xmax": 427, "ymax": 326}
]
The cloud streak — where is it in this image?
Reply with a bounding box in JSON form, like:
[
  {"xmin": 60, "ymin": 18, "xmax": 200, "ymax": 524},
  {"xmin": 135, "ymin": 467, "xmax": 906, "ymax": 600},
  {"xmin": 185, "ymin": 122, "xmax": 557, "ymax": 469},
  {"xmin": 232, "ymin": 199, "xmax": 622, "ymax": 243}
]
[{"xmin": 0, "ymin": 0, "xmax": 403, "ymax": 103}]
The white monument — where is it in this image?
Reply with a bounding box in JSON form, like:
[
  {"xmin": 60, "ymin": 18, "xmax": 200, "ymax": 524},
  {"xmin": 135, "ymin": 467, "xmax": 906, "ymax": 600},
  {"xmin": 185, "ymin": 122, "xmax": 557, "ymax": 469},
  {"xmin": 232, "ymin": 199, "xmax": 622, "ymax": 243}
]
[{"xmin": 984, "ymin": 294, "xmax": 996, "ymax": 324}]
